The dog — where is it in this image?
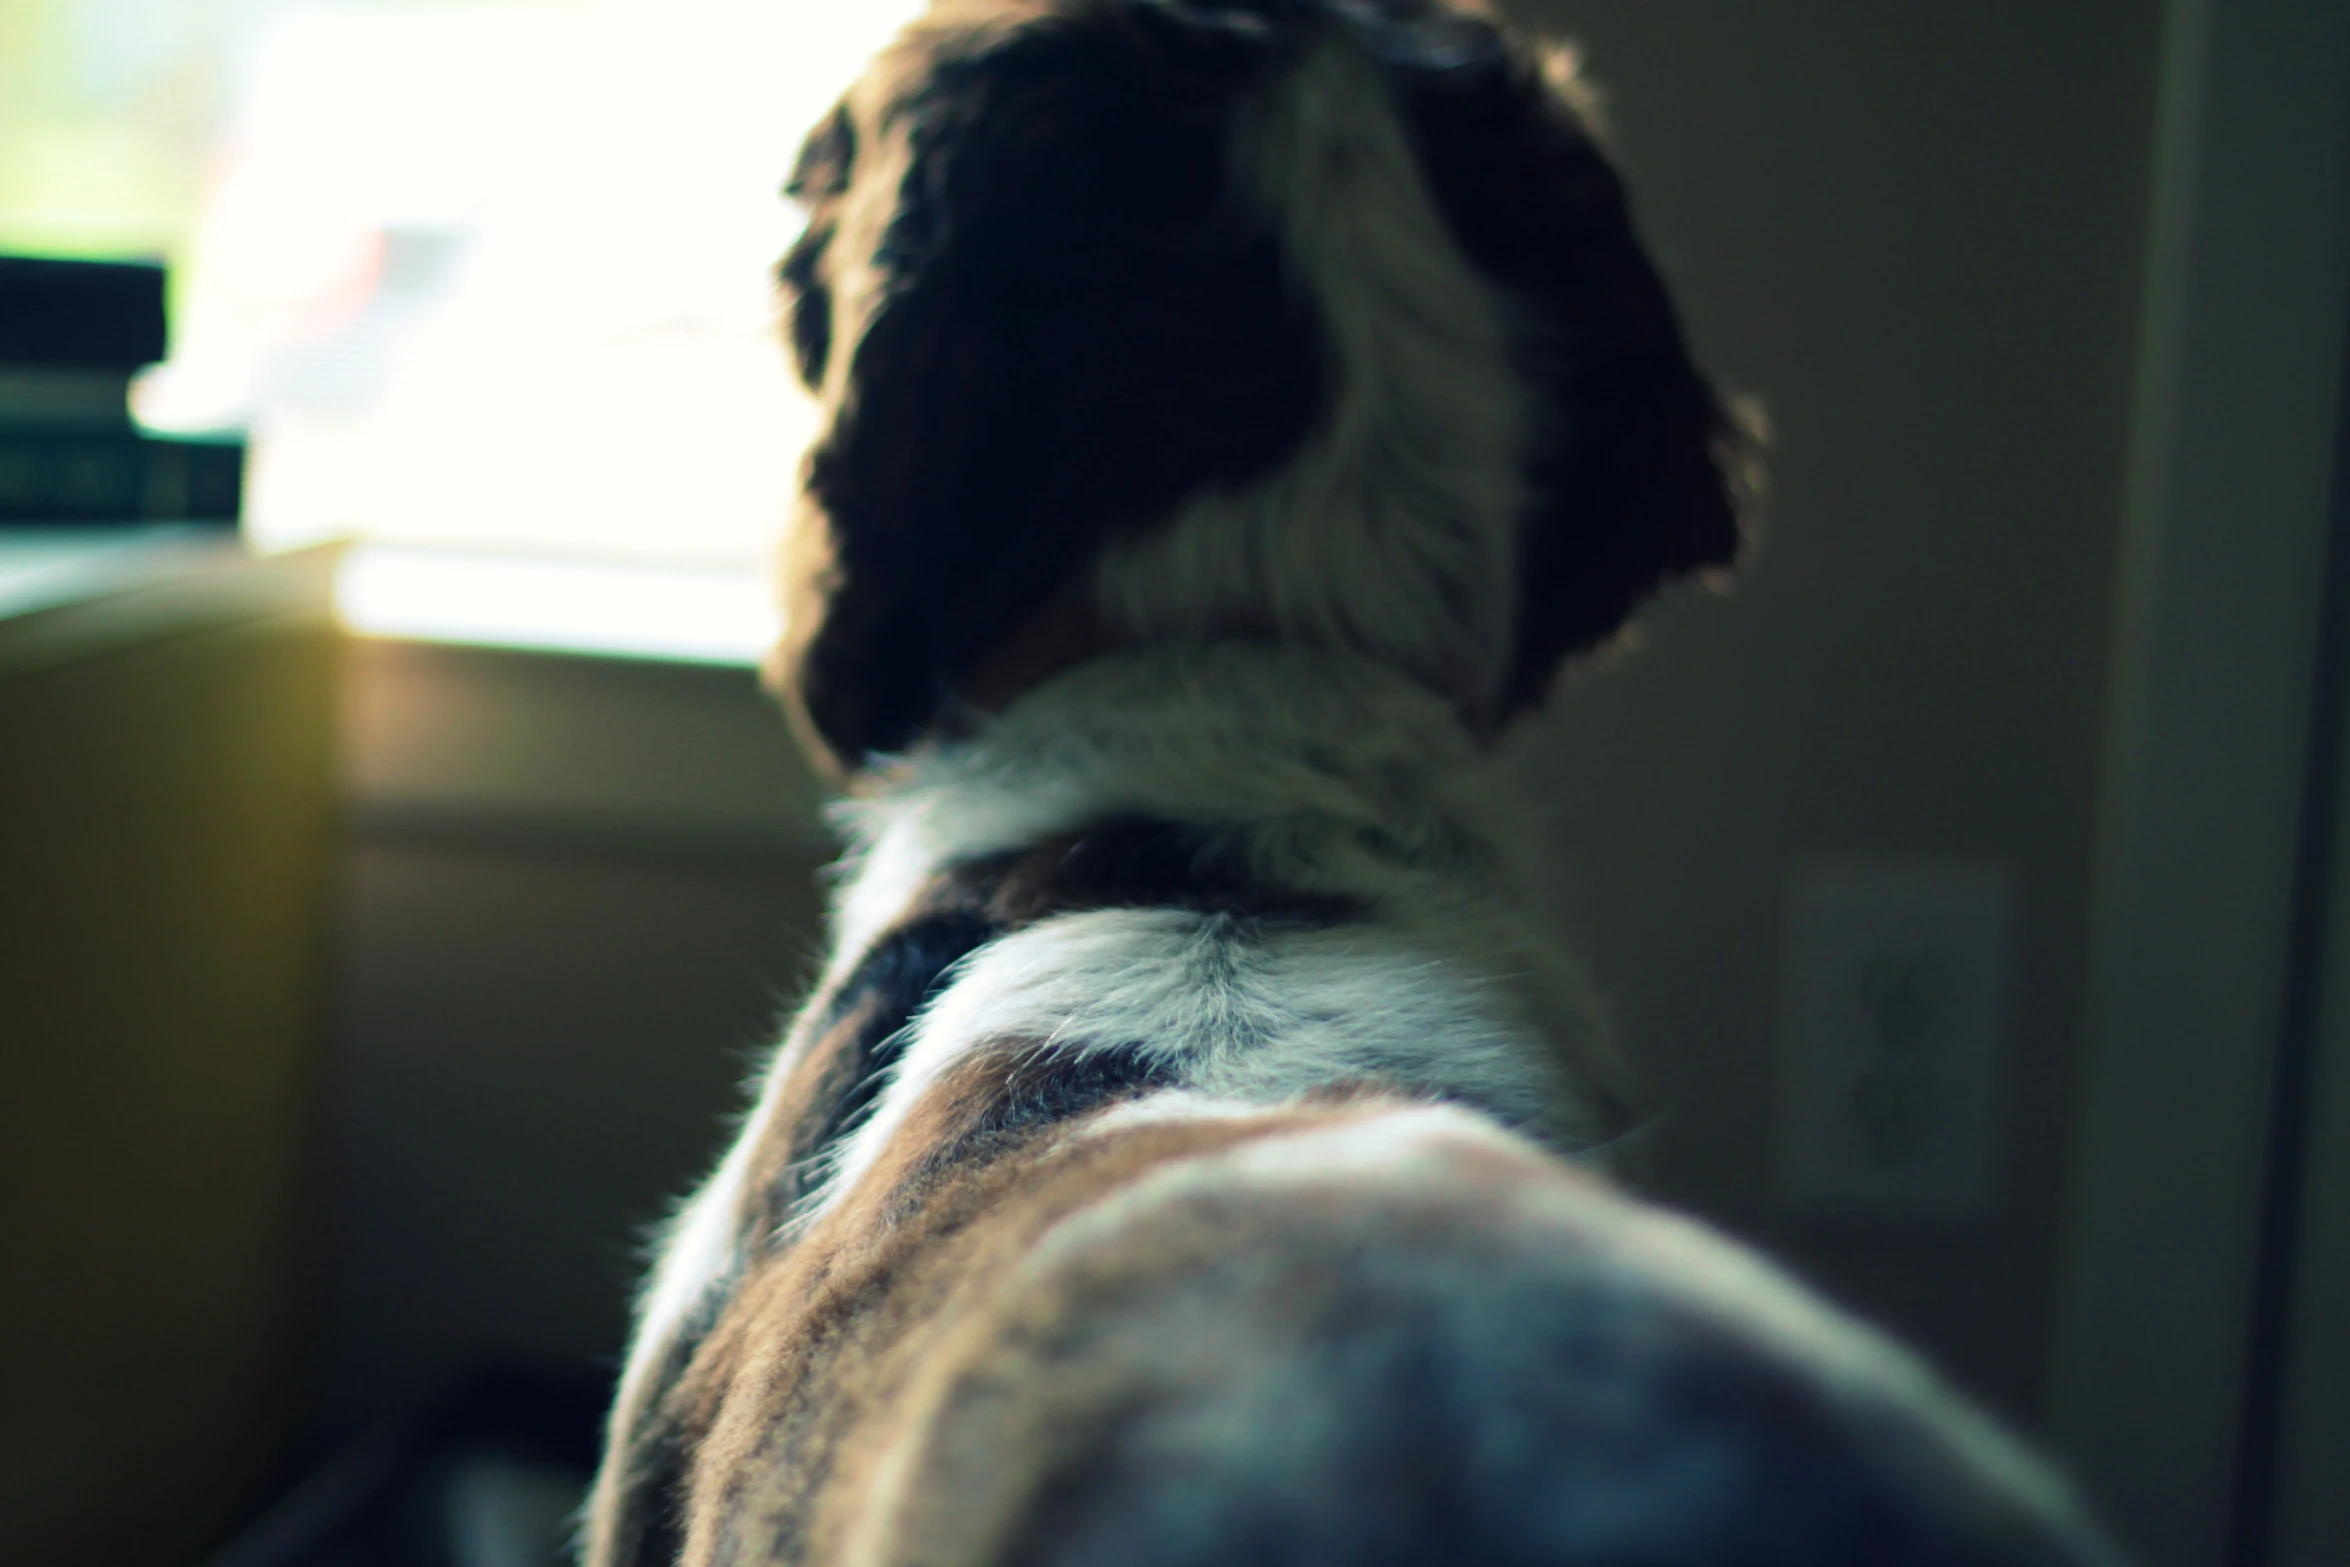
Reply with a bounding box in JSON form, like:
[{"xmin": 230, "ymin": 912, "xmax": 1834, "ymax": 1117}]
[{"xmin": 585, "ymin": 2, "xmax": 2128, "ymax": 1563}]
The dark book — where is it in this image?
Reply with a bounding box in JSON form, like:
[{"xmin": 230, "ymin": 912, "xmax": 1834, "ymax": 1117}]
[
  {"xmin": 0, "ymin": 255, "xmax": 168, "ymax": 371},
  {"xmin": 0, "ymin": 366, "xmax": 137, "ymax": 429},
  {"xmin": 0, "ymin": 430, "xmax": 244, "ymax": 524}
]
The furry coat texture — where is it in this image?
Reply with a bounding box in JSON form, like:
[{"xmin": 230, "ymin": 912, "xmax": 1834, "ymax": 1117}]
[{"xmin": 585, "ymin": 2, "xmax": 2128, "ymax": 1563}]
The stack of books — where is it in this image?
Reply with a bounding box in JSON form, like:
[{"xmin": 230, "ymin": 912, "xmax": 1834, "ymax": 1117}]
[{"xmin": 0, "ymin": 256, "xmax": 244, "ymax": 526}]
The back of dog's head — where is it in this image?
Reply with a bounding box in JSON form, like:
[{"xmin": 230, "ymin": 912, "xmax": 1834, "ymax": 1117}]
[{"xmin": 768, "ymin": 0, "xmax": 1756, "ymax": 774}]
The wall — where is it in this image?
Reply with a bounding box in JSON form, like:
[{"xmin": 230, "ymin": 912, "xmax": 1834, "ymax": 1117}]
[
  {"xmin": 2, "ymin": 548, "xmax": 341, "ymax": 1565},
  {"xmin": 2048, "ymin": 2, "xmax": 2350, "ymax": 1559},
  {"xmin": 1498, "ymin": 0, "xmax": 2165, "ymax": 1425},
  {"xmin": 317, "ymin": 642, "xmax": 827, "ymax": 1430}
]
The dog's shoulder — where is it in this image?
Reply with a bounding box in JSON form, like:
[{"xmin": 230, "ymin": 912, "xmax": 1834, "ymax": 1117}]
[
  {"xmin": 630, "ymin": 1095, "xmax": 2126, "ymax": 1567},
  {"xmin": 867, "ymin": 1105, "xmax": 2125, "ymax": 1567}
]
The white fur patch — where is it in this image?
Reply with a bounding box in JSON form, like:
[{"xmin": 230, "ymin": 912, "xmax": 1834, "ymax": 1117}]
[
  {"xmin": 873, "ymin": 650, "xmax": 1623, "ymax": 1071},
  {"xmin": 1215, "ymin": 1099, "xmax": 1525, "ymax": 1181},
  {"xmin": 1091, "ymin": 36, "xmax": 1526, "ymax": 717},
  {"xmin": 836, "ymin": 642, "xmax": 1488, "ymax": 869},
  {"xmin": 801, "ymin": 907, "xmax": 1583, "ymax": 1228},
  {"xmin": 1073, "ymin": 1090, "xmax": 1268, "ymax": 1139},
  {"xmin": 635, "ymin": 1137, "xmax": 748, "ymax": 1346},
  {"xmin": 780, "ymin": 644, "xmax": 1636, "ymax": 1233},
  {"xmin": 609, "ymin": 1119, "xmax": 755, "ymax": 1431}
]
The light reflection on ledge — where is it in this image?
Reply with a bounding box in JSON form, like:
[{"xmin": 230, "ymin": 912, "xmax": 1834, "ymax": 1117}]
[{"xmin": 335, "ymin": 544, "xmax": 776, "ymax": 666}]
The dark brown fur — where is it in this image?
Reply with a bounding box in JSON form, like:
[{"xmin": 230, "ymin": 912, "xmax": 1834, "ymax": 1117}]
[
  {"xmin": 766, "ymin": 0, "xmax": 1752, "ymax": 772},
  {"xmin": 773, "ymin": 0, "xmax": 1328, "ymax": 767},
  {"xmin": 640, "ymin": 1060, "xmax": 1377, "ymax": 1565}
]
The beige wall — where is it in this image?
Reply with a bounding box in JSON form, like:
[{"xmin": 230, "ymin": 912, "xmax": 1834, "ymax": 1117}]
[
  {"xmin": 2, "ymin": 551, "xmax": 342, "ymax": 1565},
  {"xmin": 318, "ymin": 644, "xmax": 826, "ymax": 1429},
  {"xmin": 1498, "ymin": 0, "xmax": 2165, "ymax": 1423}
]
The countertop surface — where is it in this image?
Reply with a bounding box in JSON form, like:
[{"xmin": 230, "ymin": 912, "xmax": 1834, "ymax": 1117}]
[
  {"xmin": 0, "ymin": 529, "xmax": 342, "ymax": 675},
  {"xmin": 0, "ymin": 526, "xmax": 245, "ymax": 623}
]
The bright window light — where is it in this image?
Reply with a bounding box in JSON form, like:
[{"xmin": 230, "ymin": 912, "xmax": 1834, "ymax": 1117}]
[
  {"xmin": 6, "ymin": 0, "xmax": 921, "ymax": 657},
  {"xmin": 335, "ymin": 544, "xmax": 779, "ymax": 665}
]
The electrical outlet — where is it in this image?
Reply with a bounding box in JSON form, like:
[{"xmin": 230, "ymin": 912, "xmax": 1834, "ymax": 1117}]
[{"xmin": 1770, "ymin": 862, "xmax": 2015, "ymax": 1219}]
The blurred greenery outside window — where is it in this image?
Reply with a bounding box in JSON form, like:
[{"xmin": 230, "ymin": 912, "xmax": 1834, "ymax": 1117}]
[{"xmin": 2, "ymin": 0, "xmax": 913, "ymax": 658}]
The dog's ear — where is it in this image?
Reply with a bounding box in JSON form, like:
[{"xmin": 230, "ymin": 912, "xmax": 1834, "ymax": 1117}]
[
  {"xmin": 1385, "ymin": 29, "xmax": 1759, "ymax": 721},
  {"xmin": 771, "ymin": 6, "xmax": 1328, "ymax": 773}
]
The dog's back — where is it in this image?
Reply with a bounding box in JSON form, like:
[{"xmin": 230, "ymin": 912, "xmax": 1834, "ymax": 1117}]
[{"xmin": 648, "ymin": 1099, "xmax": 2112, "ymax": 1566}]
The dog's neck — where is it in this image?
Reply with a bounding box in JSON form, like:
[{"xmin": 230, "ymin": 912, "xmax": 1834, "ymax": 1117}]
[
  {"xmin": 818, "ymin": 641, "xmax": 1639, "ymax": 1149},
  {"xmin": 954, "ymin": 574, "xmax": 1123, "ymax": 717},
  {"xmin": 954, "ymin": 578, "xmax": 1497, "ymax": 739}
]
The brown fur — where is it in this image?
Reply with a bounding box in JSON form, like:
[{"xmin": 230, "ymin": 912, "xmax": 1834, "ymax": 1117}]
[
  {"xmin": 590, "ymin": 822, "xmax": 1361, "ymax": 1562},
  {"xmin": 847, "ymin": 1120, "xmax": 1580, "ymax": 1567},
  {"xmin": 650, "ymin": 1057, "xmax": 1392, "ymax": 1565}
]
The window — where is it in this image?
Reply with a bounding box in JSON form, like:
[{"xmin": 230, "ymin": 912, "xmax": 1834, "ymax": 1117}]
[{"xmin": 4, "ymin": 0, "xmax": 918, "ymax": 659}]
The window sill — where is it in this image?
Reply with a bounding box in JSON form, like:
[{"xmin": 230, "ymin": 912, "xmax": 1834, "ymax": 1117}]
[{"xmin": 334, "ymin": 543, "xmax": 779, "ymax": 668}]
